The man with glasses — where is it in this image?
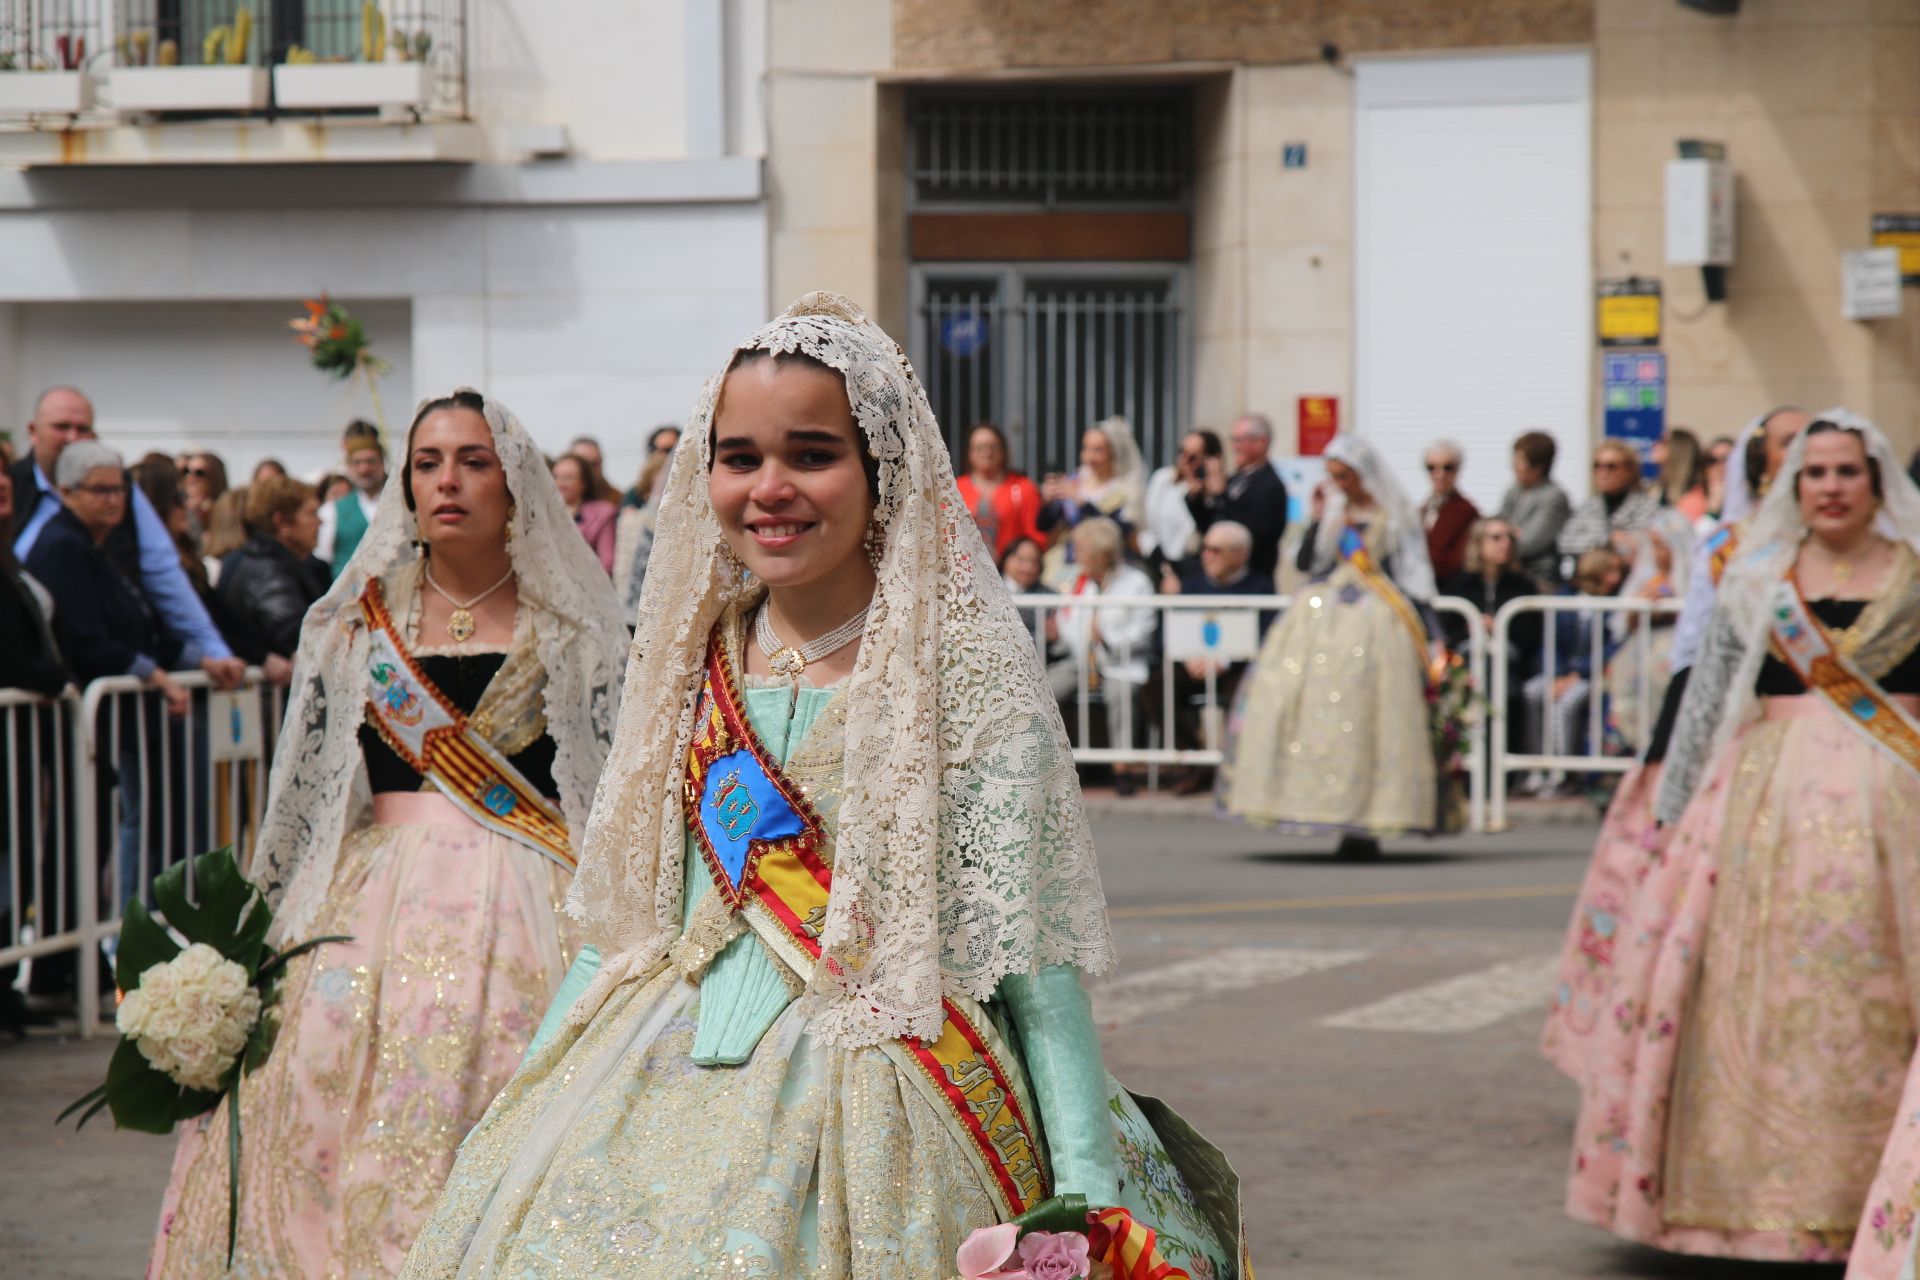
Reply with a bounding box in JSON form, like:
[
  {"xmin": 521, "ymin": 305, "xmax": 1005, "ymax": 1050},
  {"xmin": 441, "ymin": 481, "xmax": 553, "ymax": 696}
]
[
  {"xmin": 1160, "ymin": 519, "xmax": 1275, "ymax": 792},
  {"xmin": 1187, "ymin": 412, "xmax": 1288, "ymax": 578},
  {"xmin": 1557, "ymin": 438, "xmax": 1664, "ymax": 561},
  {"xmin": 1420, "ymin": 439, "xmax": 1481, "ymax": 580},
  {"xmin": 9, "ymin": 385, "xmax": 243, "ymax": 689}
]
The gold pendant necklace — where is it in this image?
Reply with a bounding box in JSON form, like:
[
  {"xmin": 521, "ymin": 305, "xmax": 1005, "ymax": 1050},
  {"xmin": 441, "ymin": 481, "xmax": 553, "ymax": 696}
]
[{"xmin": 425, "ymin": 565, "xmax": 516, "ymax": 642}]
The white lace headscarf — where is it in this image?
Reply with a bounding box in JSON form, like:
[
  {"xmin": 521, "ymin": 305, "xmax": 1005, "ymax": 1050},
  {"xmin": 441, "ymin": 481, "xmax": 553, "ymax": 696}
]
[
  {"xmin": 1312, "ymin": 433, "xmax": 1438, "ymax": 601},
  {"xmin": 564, "ymin": 292, "xmax": 1117, "ymax": 1048},
  {"xmin": 1657, "ymin": 408, "xmax": 1920, "ymax": 822},
  {"xmin": 1669, "ymin": 406, "xmax": 1806, "ymax": 670},
  {"xmin": 251, "ymin": 390, "xmax": 630, "ymax": 945}
]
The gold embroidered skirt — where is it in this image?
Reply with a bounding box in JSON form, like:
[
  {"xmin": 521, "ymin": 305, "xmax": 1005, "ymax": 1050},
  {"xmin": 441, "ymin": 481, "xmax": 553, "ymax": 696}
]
[
  {"xmin": 1223, "ymin": 570, "xmax": 1437, "ymax": 836},
  {"xmin": 399, "ymin": 959, "xmax": 1001, "ymax": 1279},
  {"xmin": 147, "ymin": 800, "xmax": 573, "ymax": 1279}
]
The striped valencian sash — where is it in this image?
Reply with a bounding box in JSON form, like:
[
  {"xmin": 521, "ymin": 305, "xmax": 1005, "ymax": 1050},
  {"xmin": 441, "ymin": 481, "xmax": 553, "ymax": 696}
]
[
  {"xmin": 359, "ymin": 580, "xmax": 574, "ymax": 871},
  {"xmin": 1768, "ymin": 575, "xmax": 1920, "ymax": 780}
]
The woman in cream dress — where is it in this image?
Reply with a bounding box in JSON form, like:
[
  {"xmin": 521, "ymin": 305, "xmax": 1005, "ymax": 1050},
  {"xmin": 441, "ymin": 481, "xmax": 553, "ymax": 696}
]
[{"xmin": 1222, "ymin": 433, "xmax": 1439, "ymax": 850}]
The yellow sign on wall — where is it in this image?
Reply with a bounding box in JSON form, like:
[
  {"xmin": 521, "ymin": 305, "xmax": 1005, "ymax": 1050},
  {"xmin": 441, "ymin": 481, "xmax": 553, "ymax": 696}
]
[
  {"xmin": 1597, "ymin": 279, "xmax": 1662, "ymax": 348},
  {"xmin": 1872, "ymin": 214, "xmax": 1920, "ymax": 286}
]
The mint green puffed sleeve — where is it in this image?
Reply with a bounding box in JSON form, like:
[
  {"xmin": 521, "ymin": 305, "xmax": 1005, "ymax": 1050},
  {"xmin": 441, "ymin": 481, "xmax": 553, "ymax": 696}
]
[
  {"xmin": 999, "ymin": 965, "xmax": 1121, "ymax": 1206},
  {"xmin": 525, "ymin": 944, "xmax": 602, "ymax": 1060}
]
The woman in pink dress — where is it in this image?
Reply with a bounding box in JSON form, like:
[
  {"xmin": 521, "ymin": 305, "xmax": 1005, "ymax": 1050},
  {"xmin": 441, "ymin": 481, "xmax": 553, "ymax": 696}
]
[
  {"xmin": 1541, "ymin": 406, "xmax": 1807, "ymax": 1083},
  {"xmin": 1563, "ymin": 411, "xmax": 1920, "ymax": 1265},
  {"xmin": 552, "ymin": 451, "xmax": 619, "ymax": 575},
  {"xmin": 145, "ymin": 390, "xmax": 627, "ymax": 1277}
]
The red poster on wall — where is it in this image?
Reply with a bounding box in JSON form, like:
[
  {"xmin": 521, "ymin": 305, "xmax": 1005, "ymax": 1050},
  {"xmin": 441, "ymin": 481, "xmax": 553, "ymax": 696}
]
[{"xmin": 1297, "ymin": 396, "xmax": 1339, "ymax": 455}]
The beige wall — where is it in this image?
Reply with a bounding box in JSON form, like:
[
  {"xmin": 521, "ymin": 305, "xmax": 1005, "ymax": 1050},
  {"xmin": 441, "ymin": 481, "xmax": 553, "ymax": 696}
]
[
  {"xmin": 764, "ymin": 0, "xmax": 900, "ymax": 332},
  {"xmin": 1594, "ymin": 0, "xmax": 1920, "ymax": 454},
  {"xmin": 1193, "ymin": 66, "xmax": 1355, "ymax": 449},
  {"xmin": 892, "ymin": 0, "xmax": 1591, "ymax": 73}
]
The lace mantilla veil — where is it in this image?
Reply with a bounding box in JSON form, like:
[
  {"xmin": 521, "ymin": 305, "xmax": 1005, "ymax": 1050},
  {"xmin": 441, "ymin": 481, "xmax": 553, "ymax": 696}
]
[
  {"xmin": 1310, "ymin": 432, "xmax": 1439, "ymax": 602},
  {"xmin": 251, "ymin": 391, "xmax": 630, "ymax": 945},
  {"xmin": 564, "ymin": 292, "xmax": 1117, "ymax": 1049},
  {"xmin": 1656, "ymin": 407, "xmax": 1920, "ymax": 823}
]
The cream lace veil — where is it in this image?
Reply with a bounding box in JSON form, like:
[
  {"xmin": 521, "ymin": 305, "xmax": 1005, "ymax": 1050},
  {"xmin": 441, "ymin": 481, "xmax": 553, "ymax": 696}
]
[
  {"xmin": 1312, "ymin": 433, "xmax": 1438, "ymax": 601},
  {"xmin": 564, "ymin": 292, "xmax": 1117, "ymax": 1048},
  {"xmin": 251, "ymin": 390, "xmax": 630, "ymax": 945},
  {"xmin": 1084, "ymin": 414, "xmax": 1147, "ymax": 528},
  {"xmin": 1657, "ymin": 408, "xmax": 1920, "ymax": 822}
]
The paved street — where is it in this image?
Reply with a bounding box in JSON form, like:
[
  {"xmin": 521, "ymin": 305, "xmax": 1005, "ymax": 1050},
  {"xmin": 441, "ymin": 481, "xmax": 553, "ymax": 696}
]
[{"xmin": 0, "ymin": 803, "xmax": 1845, "ymax": 1279}]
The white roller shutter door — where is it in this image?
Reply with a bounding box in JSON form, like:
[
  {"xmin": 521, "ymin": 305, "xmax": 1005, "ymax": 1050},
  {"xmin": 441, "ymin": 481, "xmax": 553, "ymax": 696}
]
[{"xmin": 1355, "ymin": 52, "xmax": 1593, "ymax": 509}]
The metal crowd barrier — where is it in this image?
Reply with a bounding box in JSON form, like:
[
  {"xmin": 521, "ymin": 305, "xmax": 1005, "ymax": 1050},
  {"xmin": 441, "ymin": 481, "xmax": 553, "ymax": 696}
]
[
  {"xmin": 2, "ymin": 669, "xmax": 284, "ymax": 1034},
  {"xmin": 1008, "ymin": 592, "xmax": 1491, "ymax": 834},
  {"xmin": 1488, "ymin": 595, "xmax": 1683, "ymax": 831}
]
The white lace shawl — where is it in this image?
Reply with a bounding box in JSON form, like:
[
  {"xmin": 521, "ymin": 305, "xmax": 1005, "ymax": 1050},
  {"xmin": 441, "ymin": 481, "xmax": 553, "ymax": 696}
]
[
  {"xmin": 1668, "ymin": 406, "xmax": 1801, "ymax": 671},
  {"xmin": 1309, "ymin": 433, "xmax": 1438, "ymax": 602},
  {"xmin": 1655, "ymin": 409, "xmax": 1920, "ymax": 824},
  {"xmin": 251, "ymin": 391, "xmax": 630, "ymax": 945},
  {"xmin": 563, "ymin": 292, "xmax": 1118, "ymax": 1049}
]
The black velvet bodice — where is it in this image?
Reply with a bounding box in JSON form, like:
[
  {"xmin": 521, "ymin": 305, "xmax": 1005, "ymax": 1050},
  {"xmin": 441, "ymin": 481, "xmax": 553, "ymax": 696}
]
[
  {"xmin": 359, "ymin": 652, "xmax": 558, "ymax": 796},
  {"xmin": 1757, "ymin": 599, "xmax": 1920, "ymax": 695}
]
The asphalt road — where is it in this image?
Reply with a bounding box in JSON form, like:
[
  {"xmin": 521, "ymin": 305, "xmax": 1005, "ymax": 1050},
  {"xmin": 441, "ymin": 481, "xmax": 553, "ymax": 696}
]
[{"xmin": 0, "ymin": 804, "xmax": 1848, "ymax": 1279}]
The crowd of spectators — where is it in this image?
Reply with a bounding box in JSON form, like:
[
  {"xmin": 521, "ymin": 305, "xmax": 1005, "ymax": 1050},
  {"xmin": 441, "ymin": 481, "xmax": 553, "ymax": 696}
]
[{"xmin": 965, "ymin": 412, "xmax": 1711, "ymax": 797}]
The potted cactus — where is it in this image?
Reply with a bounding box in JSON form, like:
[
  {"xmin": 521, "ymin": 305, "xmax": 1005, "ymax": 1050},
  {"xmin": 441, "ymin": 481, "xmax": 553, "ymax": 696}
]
[
  {"xmin": 271, "ymin": 2, "xmax": 432, "ymax": 112},
  {"xmin": 108, "ymin": 4, "xmax": 270, "ymax": 112},
  {"xmin": 0, "ymin": 25, "xmax": 97, "ymax": 116}
]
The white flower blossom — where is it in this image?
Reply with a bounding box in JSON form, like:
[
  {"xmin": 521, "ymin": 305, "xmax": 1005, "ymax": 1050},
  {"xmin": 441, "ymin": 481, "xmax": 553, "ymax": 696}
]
[{"xmin": 118, "ymin": 943, "xmax": 262, "ymax": 1093}]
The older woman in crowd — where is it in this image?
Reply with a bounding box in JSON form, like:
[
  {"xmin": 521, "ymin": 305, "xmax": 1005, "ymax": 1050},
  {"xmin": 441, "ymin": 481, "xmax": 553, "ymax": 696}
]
[
  {"xmin": 552, "ymin": 451, "xmax": 619, "ymax": 576},
  {"xmin": 217, "ymin": 474, "xmax": 329, "ymax": 685},
  {"xmin": 1421, "ymin": 439, "xmax": 1481, "ymax": 581},
  {"xmin": 1498, "ymin": 430, "xmax": 1573, "ymax": 584},
  {"xmin": 1559, "ymin": 439, "xmax": 1664, "ymax": 559},
  {"xmin": 957, "ymin": 422, "xmax": 1045, "ymax": 562},
  {"xmin": 1057, "ymin": 515, "xmax": 1157, "ymax": 794}
]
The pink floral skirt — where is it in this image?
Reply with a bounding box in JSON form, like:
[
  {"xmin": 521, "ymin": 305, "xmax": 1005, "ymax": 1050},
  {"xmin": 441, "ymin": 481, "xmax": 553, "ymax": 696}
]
[
  {"xmin": 1565, "ymin": 699, "xmax": 1920, "ymax": 1263},
  {"xmin": 1540, "ymin": 762, "xmax": 1668, "ymax": 1085},
  {"xmin": 146, "ymin": 796, "xmax": 572, "ymax": 1279}
]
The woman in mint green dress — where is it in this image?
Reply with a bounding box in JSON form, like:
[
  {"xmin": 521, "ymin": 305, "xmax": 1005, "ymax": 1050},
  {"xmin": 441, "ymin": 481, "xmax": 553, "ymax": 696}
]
[{"xmin": 402, "ymin": 293, "xmax": 1244, "ymax": 1279}]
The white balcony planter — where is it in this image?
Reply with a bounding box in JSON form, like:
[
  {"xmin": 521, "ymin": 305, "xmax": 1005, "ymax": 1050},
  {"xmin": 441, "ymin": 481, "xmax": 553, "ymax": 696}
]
[
  {"xmin": 0, "ymin": 71, "xmax": 93, "ymax": 115},
  {"xmin": 109, "ymin": 66, "xmax": 270, "ymax": 112},
  {"xmin": 273, "ymin": 63, "xmax": 429, "ymax": 111}
]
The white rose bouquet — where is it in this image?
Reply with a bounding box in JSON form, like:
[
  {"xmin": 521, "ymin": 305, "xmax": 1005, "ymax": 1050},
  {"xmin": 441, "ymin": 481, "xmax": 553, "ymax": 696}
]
[{"xmin": 59, "ymin": 847, "xmax": 348, "ymax": 1265}]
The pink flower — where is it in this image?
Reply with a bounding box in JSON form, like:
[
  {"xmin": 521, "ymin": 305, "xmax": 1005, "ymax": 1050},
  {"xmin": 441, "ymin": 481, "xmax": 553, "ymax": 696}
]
[
  {"xmin": 1018, "ymin": 1231, "xmax": 1092, "ymax": 1280},
  {"xmin": 957, "ymin": 1224, "xmax": 1028, "ymax": 1280}
]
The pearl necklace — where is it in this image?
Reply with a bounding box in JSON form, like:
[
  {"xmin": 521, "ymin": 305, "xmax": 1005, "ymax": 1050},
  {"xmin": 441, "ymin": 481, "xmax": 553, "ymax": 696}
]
[
  {"xmin": 425, "ymin": 565, "xmax": 516, "ymax": 642},
  {"xmin": 755, "ymin": 600, "xmax": 870, "ymax": 684}
]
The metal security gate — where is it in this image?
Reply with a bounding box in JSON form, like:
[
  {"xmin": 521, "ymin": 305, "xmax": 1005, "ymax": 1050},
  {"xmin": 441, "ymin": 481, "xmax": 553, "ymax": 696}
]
[{"xmin": 913, "ymin": 267, "xmax": 1186, "ymax": 478}]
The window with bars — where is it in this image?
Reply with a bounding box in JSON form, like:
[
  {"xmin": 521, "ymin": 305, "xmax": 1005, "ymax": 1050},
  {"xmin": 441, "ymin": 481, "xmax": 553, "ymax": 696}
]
[
  {"xmin": 915, "ymin": 269, "xmax": 1186, "ymax": 478},
  {"xmin": 908, "ymin": 90, "xmax": 1190, "ymax": 209}
]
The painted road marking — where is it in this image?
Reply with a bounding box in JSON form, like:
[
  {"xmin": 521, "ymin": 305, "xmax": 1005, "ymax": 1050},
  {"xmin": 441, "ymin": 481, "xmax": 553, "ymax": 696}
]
[
  {"xmin": 1092, "ymin": 946, "xmax": 1370, "ymax": 1029},
  {"xmin": 1319, "ymin": 955, "xmax": 1560, "ymax": 1034},
  {"xmin": 1107, "ymin": 882, "xmax": 1580, "ymax": 920}
]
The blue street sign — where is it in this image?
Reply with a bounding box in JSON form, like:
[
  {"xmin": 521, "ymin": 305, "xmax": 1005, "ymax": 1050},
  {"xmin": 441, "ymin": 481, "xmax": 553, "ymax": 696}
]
[
  {"xmin": 1602, "ymin": 350, "xmax": 1665, "ymax": 478},
  {"xmin": 940, "ymin": 312, "xmax": 989, "ymax": 358}
]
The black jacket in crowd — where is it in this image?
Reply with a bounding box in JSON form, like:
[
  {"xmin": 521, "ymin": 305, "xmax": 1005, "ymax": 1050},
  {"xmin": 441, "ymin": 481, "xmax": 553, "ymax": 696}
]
[
  {"xmin": 217, "ymin": 535, "xmax": 330, "ymax": 662},
  {"xmin": 1437, "ymin": 567, "xmax": 1544, "ymax": 672},
  {"xmin": 1187, "ymin": 463, "xmax": 1289, "ymax": 579},
  {"xmin": 23, "ymin": 507, "xmax": 180, "ymax": 684},
  {"xmin": 0, "ymin": 557, "xmax": 67, "ymax": 696}
]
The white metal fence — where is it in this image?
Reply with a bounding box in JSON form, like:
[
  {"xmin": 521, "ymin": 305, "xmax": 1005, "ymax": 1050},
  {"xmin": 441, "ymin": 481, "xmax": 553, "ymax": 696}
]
[
  {"xmin": 1488, "ymin": 595, "xmax": 1683, "ymax": 831},
  {"xmin": 3, "ymin": 669, "xmax": 284, "ymax": 1034},
  {"xmin": 1009, "ymin": 592, "xmax": 1493, "ymax": 833}
]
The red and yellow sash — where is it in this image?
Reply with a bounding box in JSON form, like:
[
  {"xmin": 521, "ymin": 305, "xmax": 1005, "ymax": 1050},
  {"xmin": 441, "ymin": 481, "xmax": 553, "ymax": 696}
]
[
  {"xmin": 358, "ymin": 581, "xmax": 574, "ymax": 871},
  {"xmin": 682, "ymin": 631, "xmax": 1052, "ymax": 1219},
  {"xmin": 1706, "ymin": 523, "xmax": 1739, "ymax": 586},
  {"xmin": 1768, "ymin": 575, "xmax": 1920, "ymax": 779},
  {"xmin": 1336, "ymin": 524, "xmax": 1431, "ymax": 683}
]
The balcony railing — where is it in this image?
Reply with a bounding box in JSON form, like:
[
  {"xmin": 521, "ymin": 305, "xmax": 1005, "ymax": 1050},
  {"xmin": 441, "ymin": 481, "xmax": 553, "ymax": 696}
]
[{"xmin": 0, "ymin": 0, "xmax": 465, "ymax": 122}]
